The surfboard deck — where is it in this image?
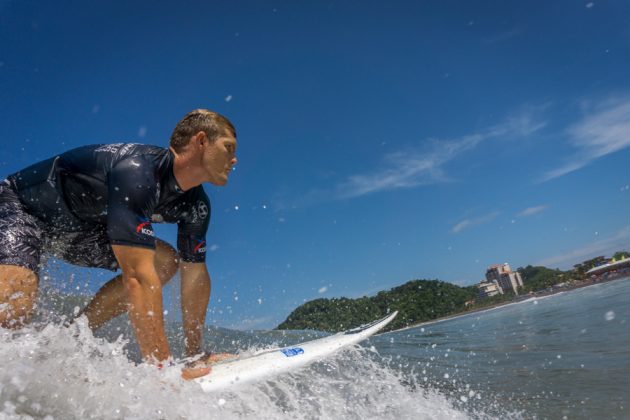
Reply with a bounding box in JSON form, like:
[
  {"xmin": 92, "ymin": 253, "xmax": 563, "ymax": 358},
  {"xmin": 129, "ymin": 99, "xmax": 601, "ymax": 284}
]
[{"xmin": 195, "ymin": 311, "xmax": 398, "ymax": 392}]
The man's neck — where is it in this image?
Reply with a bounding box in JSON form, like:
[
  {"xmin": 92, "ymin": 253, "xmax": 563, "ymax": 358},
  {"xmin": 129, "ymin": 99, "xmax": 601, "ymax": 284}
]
[{"xmin": 170, "ymin": 147, "xmax": 200, "ymax": 191}]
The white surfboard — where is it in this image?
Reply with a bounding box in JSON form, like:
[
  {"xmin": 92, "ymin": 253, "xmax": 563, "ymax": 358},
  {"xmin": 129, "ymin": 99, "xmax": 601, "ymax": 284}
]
[{"xmin": 196, "ymin": 311, "xmax": 398, "ymax": 392}]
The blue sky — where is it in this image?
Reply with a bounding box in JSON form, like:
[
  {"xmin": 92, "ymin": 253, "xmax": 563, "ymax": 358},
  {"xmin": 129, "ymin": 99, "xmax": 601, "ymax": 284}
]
[{"xmin": 1, "ymin": 1, "xmax": 629, "ymax": 329}]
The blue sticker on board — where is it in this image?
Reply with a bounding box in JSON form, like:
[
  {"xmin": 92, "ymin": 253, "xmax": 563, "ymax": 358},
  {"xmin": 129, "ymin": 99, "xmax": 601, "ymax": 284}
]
[{"xmin": 281, "ymin": 347, "xmax": 304, "ymax": 357}]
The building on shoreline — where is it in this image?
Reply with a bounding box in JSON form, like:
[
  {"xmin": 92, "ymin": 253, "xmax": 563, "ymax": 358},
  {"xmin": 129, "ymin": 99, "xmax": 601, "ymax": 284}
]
[
  {"xmin": 478, "ymin": 280, "xmax": 503, "ymax": 298},
  {"xmin": 478, "ymin": 263, "xmax": 524, "ymax": 297},
  {"xmin": 586, "ymin": 257, "xmax": 630, "ymax": 277}
]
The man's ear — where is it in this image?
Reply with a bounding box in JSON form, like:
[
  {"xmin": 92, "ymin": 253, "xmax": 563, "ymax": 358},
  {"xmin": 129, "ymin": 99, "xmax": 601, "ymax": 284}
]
[{"xmin": 192, "ymin": 131, "xmax": 206, "ymax": 148}]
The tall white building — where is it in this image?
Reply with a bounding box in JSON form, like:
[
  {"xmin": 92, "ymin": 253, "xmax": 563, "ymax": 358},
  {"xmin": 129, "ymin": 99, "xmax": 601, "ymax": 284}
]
[
  {"xmin": 478, "ymin": 280, "xmax": 503, "ymax": 298},
  {"xmin": 485, "ymin": 263, "xmax": 523, "ymax": 295}
]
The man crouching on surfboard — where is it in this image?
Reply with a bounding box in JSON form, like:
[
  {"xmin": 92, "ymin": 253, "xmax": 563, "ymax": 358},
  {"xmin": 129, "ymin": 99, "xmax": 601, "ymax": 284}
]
[{"xmin": 0, "ymin": 109, "xmax": 236, "ymax": 380}]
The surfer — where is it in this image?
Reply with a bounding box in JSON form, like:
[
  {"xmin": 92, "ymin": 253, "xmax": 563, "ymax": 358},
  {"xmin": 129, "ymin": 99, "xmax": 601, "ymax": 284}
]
[{"xmin": 0, "ymin": 109, "xmax": 237, "ymax": 380}]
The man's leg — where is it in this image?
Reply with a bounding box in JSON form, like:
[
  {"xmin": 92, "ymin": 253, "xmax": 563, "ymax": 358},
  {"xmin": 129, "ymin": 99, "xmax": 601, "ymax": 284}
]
[
  {"xmin": 81, "ymin": 239, "xmax": 179, "ymax": 330},
  {"xmin": 0, "ymin": 180, "xmax": 43, "ymax": 329},
  {"xmin": 0, "ymin": 265, "xmax": 39, "ymax": 328}
]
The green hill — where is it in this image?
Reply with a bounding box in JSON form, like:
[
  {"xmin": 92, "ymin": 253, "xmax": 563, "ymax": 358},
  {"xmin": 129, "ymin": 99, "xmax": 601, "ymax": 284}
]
[
  {"xmin": 276, "ymin": 279, "xmax": 477, "ymax": 333},
  {"xmin": 517, "ymin": 265, "xmax": 566, "ymax": 292}
]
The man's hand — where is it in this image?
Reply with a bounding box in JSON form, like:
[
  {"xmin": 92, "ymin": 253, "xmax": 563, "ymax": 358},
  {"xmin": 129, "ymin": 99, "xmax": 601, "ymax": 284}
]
[{"xmin": 181, "ymin": 364, "xmax": 212, "ymax": 381}]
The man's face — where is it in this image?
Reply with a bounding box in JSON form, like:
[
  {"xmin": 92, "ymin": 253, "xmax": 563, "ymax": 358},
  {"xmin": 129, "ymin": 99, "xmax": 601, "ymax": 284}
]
[{"xmin": 201, "ymin": 133, "xmax": 238, "ymax": 186}]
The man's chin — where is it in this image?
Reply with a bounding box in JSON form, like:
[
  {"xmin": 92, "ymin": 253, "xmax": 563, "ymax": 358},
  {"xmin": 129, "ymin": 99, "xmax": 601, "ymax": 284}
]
[{"xmin": 209, "ymin": 177, "xmax": 228, "ymax": 186}]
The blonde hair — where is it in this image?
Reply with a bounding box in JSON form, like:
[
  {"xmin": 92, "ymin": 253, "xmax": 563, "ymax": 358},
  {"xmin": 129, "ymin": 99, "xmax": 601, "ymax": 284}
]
[{"xmin": 169, "ymin": 109, "xmax": 236, "ymax": 152}]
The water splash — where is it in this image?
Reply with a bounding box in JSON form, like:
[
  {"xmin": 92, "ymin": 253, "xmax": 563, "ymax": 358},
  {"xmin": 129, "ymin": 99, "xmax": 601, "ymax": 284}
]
[{"xmin": 0, "ymin": 320, "xmax": 474, "ymax": 419}]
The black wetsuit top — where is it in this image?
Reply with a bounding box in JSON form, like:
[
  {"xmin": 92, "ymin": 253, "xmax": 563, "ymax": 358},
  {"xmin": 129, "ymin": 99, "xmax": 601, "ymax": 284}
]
[{"xmin": 6, "ymin": 143, "xmax": 209, "ymax": 263}]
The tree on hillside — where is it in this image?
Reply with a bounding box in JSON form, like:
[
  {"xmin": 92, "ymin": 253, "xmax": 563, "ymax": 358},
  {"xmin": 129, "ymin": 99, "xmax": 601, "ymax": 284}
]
[
  {"xmin": 277, "ymin": 279, "xmax": 477, "ymax": 333},
  {"xmin": 517, "ymin": 265, "xmax": 565, "ymax": 293}
]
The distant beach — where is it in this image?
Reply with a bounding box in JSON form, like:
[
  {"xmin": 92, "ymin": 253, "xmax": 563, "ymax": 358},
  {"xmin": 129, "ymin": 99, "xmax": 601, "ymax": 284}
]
[{"xmin": 394, "ymin": 274, "xmax": 629, "ymax": 333}]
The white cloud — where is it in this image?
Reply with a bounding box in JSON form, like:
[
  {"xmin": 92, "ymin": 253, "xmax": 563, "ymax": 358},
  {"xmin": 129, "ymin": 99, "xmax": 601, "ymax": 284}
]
[
  {"xmin": 318, "ymin": 286, "xmax": 328, "ymax": 294},
  {"xmin": 271, "ymin": 109, "xmax": 546, "ymax": 210},
  {"xmin": 336, "ymin": 112, "xmax": 545, "ymax": 200},
  {"xmin": 451, "ymin": 211, "xmax": 500, "ymax": 234},
  {"xmin": 138, "ymin": 126, "xmax": 147, "ymax": 138},
  {"xmin": 517, "ymin": 205, "xmax": 548, "ymax": 217},
  {"xmin": 541, "ymin": 97, "xmax": 630, "ymax": 182},
  {"xmin": 482, "ymin": 26, "xmax": 525, "ymax": 44},
  {"xmin": 536, "ymin": 226, "xmax": 630, "ymax": 269}
]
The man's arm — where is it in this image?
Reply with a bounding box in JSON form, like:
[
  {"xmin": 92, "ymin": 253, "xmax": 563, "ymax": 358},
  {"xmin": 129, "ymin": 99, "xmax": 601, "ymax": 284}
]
[
  {"xmin": 180, "ymin": 261, "xmax": 211, "ymax": 357},
  {"xmin": 112, "ymin": 245, "xmax": 170, "ymax": 362}
]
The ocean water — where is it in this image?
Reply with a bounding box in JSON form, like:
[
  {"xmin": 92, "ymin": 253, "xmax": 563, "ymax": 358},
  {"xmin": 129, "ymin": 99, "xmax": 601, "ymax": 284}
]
[
  {"xmin": 382, "ymin": 277, "xmax": 630, "ymax": 419},
  {"xmin": 0, "ymin": 278, "xmax": 628, "ymax": 419}
]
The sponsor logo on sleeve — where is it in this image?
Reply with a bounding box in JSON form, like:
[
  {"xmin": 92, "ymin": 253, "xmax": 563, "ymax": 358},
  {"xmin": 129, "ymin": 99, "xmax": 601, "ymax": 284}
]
[
  {"xmin": 135, "ymin": 217, "xmax": 155, "ymax": 237},
  {"xmin": 95, "ymin": 143, "xmax": 139, "ymax": 155},
  {"xmin": 190, "ymin": 201, "xmax": 209, "ymax": 224},
  {"xmin": 280, "ymin": 347, "xmax": 304, "ymax": 357},
  {"xmin": 194, "ymin": 239, "xmax": 206, "ymax": 254},
  {"xmin": 196, "ymin": 201, "xmax": 208, "ymax": 220},
  {"xmin": 95, "ymin": 143, "xmax": 123, "ymax": 153}
]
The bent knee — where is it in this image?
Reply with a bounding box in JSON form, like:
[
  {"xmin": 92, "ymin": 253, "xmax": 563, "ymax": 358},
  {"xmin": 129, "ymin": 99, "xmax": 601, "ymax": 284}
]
[
  {"xmin": 0, "ymin": 265, "xmax": 38, "ymax": 328},
  {"xmin": 154, "ymin": 240, "xmax": 179, "ymax": 284}
]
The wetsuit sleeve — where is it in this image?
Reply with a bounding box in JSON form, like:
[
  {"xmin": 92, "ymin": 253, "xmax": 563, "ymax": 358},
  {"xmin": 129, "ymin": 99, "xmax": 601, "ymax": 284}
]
[
  {"xmin": 106, "ymin": 156, "xmax": 159, "ymax": 249},
  {"xmin": 177, "ymin": 187, "xmax": 210, "ymax": 263}
]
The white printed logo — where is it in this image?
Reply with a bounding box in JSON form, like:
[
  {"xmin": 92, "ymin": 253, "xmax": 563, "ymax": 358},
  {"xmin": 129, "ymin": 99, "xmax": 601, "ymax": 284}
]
[{"xmin": 197, "ymin": 201, "xmax": 209, "ymax": 220}]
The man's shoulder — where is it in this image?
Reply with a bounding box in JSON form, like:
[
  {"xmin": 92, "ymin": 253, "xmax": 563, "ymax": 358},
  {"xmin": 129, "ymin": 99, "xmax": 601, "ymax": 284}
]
[
  {"xmin": 61, "ymin": 143, "xmax": 164, "ymax": 155},
  {"xmin": 178, "ymin": 185, "xmax": 210, "ymax": 210},
  {"xmin": 94, "ymin": 143, "xmax": 165, "ymax": 158},
  {"xmin": 187, "ymin": 185, "xmax": 209, "ymax": 199},
  {"xmin": 178, "ymin": 186, "xmax": 210, "ymax": 221},
  {"xmin": 58, "ymin": 143, "xmax": 167, "ymax": 170},
  {"xmin": 105, "ymin": 144, "xmax": 169, "ymax": 171}
]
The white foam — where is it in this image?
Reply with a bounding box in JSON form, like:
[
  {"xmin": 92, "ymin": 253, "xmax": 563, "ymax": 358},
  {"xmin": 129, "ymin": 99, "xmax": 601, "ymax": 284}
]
[{"xmin": 0, "ymin": 319, "xmax": 471, "ymax": 419}]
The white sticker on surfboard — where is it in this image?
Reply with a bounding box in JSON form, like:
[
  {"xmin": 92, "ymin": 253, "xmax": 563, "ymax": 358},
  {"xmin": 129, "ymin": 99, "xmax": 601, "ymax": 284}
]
[{"xmin": 195, "ymin": 311, "xmax": 398, "ymax": 393}]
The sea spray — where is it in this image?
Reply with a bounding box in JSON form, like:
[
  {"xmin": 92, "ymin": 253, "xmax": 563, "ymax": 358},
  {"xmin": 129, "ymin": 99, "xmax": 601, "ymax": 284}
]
[
  {"xmin": 0, "ymin": 285, "xmax": 520, "ymax": 419},
  {"xmin": 0, "ymin": 318, "xmax": 478, "ymax": 419}
]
